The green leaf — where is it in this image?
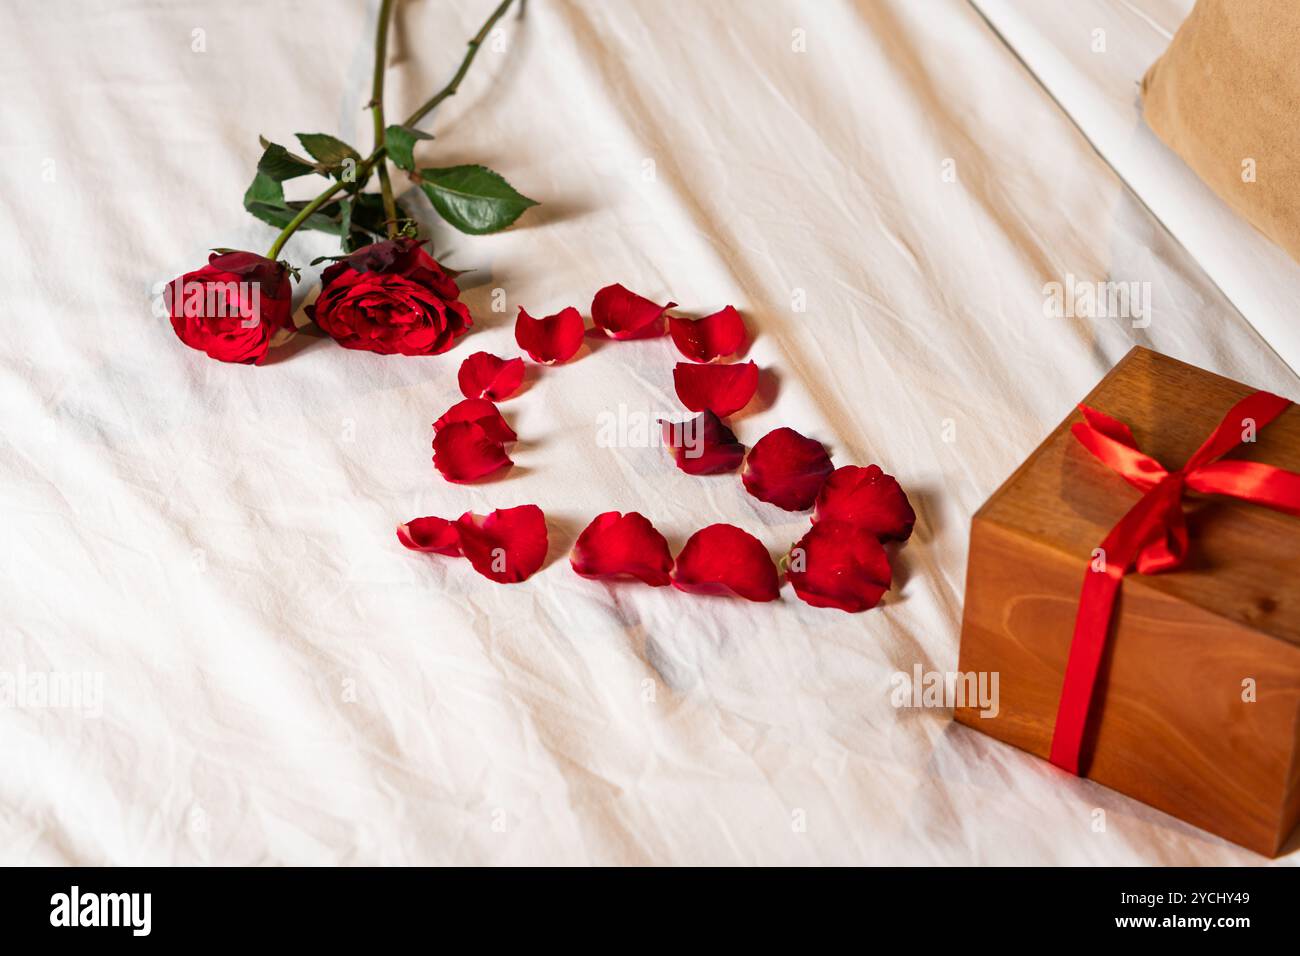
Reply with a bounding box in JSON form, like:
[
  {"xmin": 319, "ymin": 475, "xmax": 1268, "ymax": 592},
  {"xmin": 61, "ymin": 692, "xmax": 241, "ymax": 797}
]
[
  {"xmin": 384, "ymin": 125, "xmax": 433, "ymax": 173},
  {"xmin": 319, "ymin": 194, "xmax": 391, "ymax": 253},
  {"xmin": 243, "ymin": 171, "xmax": 295, "ymax": 228},
  {"xmin": 341, "ymin": 193, "xmax": 391, "ymax": 251},
  {"xmin": 258, "ymin": 135, "xmax": 320, "ymax": 171},
  {"xmin": 242, "ymin": 170, "xmax": 345, "ymax": 235},
  {"xmin": 256, "ymin": 141, "xmax": 317, "ymax": 182},
  {"xmin": 297, "ymin": 133, "xmax": 362, "ymax": 178},
  {"xmin": 349, "ymin": 193, "xmax": 388, "ymax": 234},
  {"xmin": 338, "ymin": 196, "xmax": 354, "ymax": 242},
  {"xmin": 310, "ymin": 252, "xmax": 351, "ymax": 266},
  {"xmin": 417, "ymin": 165, "xmax": 538, "ymax": 235}
]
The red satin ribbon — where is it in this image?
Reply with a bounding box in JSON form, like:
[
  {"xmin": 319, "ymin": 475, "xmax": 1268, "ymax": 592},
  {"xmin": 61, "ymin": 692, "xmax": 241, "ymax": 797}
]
[{"xmin": 1049, "ymin": 390, "xmax": 1300, "ymax": 775}]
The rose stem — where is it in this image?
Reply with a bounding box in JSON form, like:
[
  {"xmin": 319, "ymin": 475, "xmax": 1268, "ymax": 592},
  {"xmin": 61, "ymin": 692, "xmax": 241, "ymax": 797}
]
[
  {"xmin": 400, "ymin": 0, "xmax": 515, "ymax": 129},
  {"xmin": 265, "ymin": 0, "xmax": 517, "ymax": 262},
  {"xmin": 371, "ymin": 0, "xmax": 398, "ymax": 238}
]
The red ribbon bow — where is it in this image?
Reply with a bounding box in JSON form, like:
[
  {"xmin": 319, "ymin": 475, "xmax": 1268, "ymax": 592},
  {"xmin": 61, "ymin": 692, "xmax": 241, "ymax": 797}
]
[{"xmin": 1050, "ymin": 390, "xmax": 1300, "ymax": 775}]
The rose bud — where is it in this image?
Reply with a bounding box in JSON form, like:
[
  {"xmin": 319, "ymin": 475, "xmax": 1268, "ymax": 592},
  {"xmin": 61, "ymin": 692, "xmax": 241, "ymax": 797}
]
[
  {"xmin": 166, "ymin": 251, "xmax": 294, "ymax": 365},
  {"xmin": 306, "ymin": 238, "xmax": 473, "ymax": 356}
]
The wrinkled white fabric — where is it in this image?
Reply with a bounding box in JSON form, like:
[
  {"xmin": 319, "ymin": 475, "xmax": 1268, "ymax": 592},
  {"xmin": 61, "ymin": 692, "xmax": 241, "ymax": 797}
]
[
  {"xmin": 973, "ymin": 0, "xmax": 1300, "ymax": 376},
  {"xmin": 0, "ymin": 0, "xmax": 1294, "ymax": 865}
]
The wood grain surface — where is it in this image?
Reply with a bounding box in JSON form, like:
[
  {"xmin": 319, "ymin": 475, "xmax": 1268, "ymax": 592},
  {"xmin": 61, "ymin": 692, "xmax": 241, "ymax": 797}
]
[{"xmin": 956, "ymin": 347, "xmax": 1300, "ymax": 855}]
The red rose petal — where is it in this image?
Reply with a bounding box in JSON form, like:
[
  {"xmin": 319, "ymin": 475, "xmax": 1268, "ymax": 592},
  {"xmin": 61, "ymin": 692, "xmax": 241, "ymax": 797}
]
[
  {"xmin": 741, "ymin": 427, "xmax": 834, "ymax": 511},
  {"xmin": 670, "ymin": 524, "xmax": 780, "ymax": 602},
  {"xmin": 456, "ymin": 505, "xmax": 548, "ymax": 583},
  {"xmin": 668, "ymin": 305, "xmax": 746, "ymax": 362},
  {"xmin": 515, "ymin": 306, "xmax": 585, "ymax": 364},
  {"xmin": 432, "ymin": 421, "xmax": 512, "ymax": 483},
  {"xmin": 786, "ymin": 520, "xmax": 892, "ymax": 612},
  {"xmin": 396, "ymin": 506, "xmax": 547, "ymax": 585},
  {"xmin": 591, "ymin": 283, "xmax": 675, "ymax": 339},
  {"xmin": 570, "ymin": 511, "xmax": 674, "ymax": 587},
  {"xmin": 396, "ymin": 516, "xmax": 461, "ymax": 556},
  {"xmin": 433, "ymin": 398, "xmax": 517, "ymax": 444},
  {"xmin": 814, "ymin": 465, "xmax": 916, "ymax": 541},
  {"xmin": 672, "ymin": 361, "xmax": 759, "ymax": 417},
  {"xmin": 458, "ymin": 351, "xmax": 525, "ymax": 401},
  {"xmin": 658, "ymin": 411, "xmax": 746, "ymax": 475}
]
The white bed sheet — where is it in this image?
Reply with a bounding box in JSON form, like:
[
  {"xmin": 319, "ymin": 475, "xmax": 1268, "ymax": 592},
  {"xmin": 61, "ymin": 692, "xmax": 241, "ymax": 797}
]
[
  {"xmin": 974, "ymin": 0, "xmax": 1300, "ymax": 377},
  {"xmin": 0, "ymin": 0, "xmax": 1296, "ymax": 865}
]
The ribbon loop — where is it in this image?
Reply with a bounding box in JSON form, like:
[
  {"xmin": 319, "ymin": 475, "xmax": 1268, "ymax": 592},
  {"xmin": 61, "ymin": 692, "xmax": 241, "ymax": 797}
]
[
  {"xmin": 1184, "ymin": 391, "xmax": 1289, "ymax": 470},
  {"xmin": 1071, "ymin": 410, "xmax": 1167, "ymax": 492}
]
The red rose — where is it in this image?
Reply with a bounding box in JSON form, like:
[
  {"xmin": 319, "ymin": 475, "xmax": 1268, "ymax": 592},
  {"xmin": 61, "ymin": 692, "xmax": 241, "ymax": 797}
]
[
  {"xmin": 166, "ymin": 251, "xmax": 293, "ymax": 365},
  {"xmin": 307, "ymin": 239, "xmax": 473, "ymax": 355}
]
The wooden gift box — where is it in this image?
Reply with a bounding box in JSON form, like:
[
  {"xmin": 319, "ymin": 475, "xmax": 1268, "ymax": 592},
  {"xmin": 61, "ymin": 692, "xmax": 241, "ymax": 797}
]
[{"xmin": 956, "ymin": 347, "xmax": 1300, "ymax": 856}]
